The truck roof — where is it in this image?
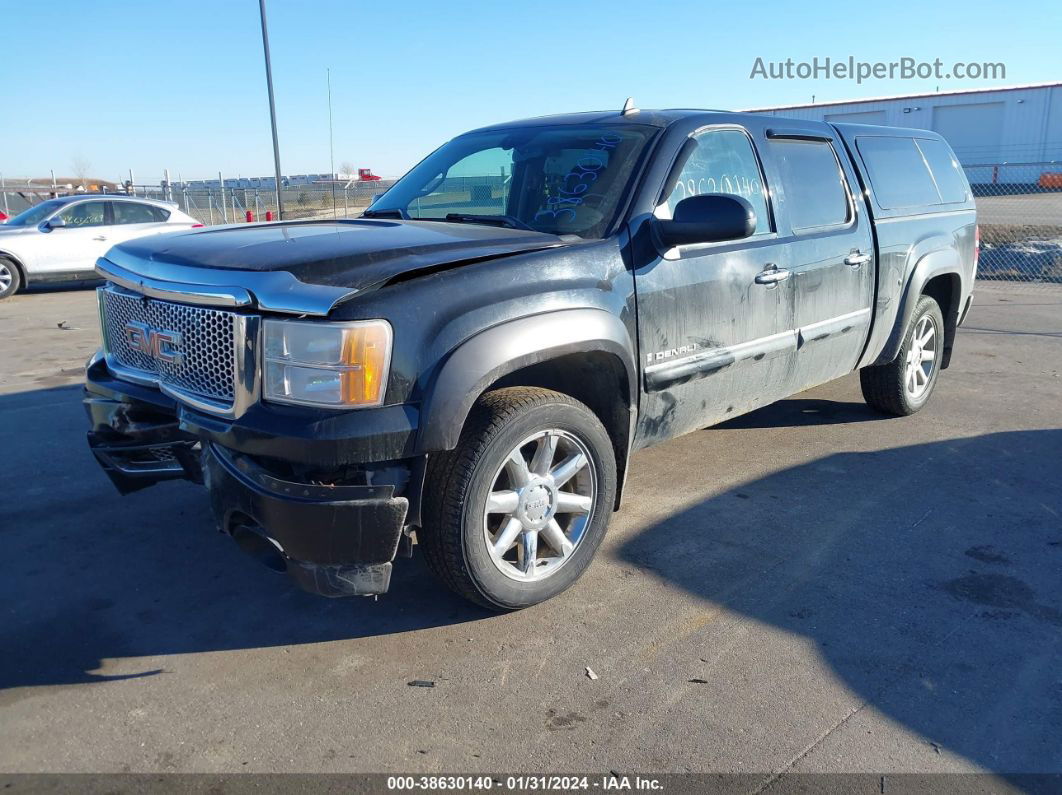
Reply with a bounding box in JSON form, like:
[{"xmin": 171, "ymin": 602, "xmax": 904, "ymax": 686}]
[
  {"xmin": 829, "ymin": 121, "xmax": 946, "ymax": 142},
  {"xmin": 466, "ymin": 108, "xmax": 944, "ymax": 142},
  {"xmin": 467, "ymin": 108, "xmax": 736, "ymax": 133}
]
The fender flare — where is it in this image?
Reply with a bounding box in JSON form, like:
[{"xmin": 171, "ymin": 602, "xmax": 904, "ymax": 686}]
[
  {"xmin": 873, "ymin": 247, "xmax": 964, "ymax": 367},
  {"xmin": 416, "ymin": 308, "xmax": 638, "ymax": 453}
]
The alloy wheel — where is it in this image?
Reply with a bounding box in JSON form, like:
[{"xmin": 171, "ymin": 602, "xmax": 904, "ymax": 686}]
[
  {"xmin": 481, "ymin": 429, "xmax": 596, "ymax": 582},
  {"xmin": 904, "ymin": 314, "xmax": 938, "ymax": 399}
]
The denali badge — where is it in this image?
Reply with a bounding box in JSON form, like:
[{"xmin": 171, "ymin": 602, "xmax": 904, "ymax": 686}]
[
  {"xmin": 124, "ymin": 321, "xmax": 185, "ymax": 365},
  {"xmin": 647, "ymin": 342, "xmax": 700, "ymax": 364}
]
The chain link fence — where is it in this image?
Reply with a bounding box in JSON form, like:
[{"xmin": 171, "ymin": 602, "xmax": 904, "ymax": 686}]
[
  {"xmin": 130, "ymin": 180, "xmax": 395, "ymax": 226},
  {"xmin": 965, "ymin": 161, "xmax": 1062, "ymax": 286}
]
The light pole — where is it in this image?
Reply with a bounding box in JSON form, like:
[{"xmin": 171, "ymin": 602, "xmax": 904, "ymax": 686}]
[
  {"xmin": 328, "ymin": 67, "xmax": 336, "ymax": 218},
  {"xmin": 258, "ymin": 0, "xmax": 284, "ymax": 220}
]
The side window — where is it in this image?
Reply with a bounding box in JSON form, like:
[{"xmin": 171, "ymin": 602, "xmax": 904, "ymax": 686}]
[
  {"xmin": 916, "ymin": 138, "xmax": 969, "ymax": 204},
  {"xmin": 772, "ymin": 139, "xmax": 852, "ymax": 229},
  {"xmin": 57, "ymin": 201, "xmax": 107, "ymax": 227},
  {"xmin": 112, "ymin": 202, "xmax": 163, "ymax": 225},
  {"xmin": 855, "ymin": 136, "xmax": 942, "ymax": 209},
  {"xmin": 667, "ymin": 129, "xmax": 772, "ymax": 234},
  {"xmin": 409, "ymin": 147, "xmax": 515, "ymax": 218}
]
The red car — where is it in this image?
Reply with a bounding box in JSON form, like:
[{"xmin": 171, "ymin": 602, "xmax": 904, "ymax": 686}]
[{"xmin": 0, "ymin": 209, "xmax": 9, "ymax": 223}]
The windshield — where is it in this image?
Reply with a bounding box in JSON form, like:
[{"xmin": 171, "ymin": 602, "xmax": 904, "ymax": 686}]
[
  {"xmin": 5, "ymin": 199, "xmax": 64, "ymax": 227},
  {"xmin": 367, "ymin": 125, "xmax": 656, "ymax": 239}
]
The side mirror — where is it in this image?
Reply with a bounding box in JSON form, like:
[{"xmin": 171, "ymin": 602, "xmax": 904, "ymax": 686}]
[
  {"xmin": 654, "ymin": 194, "xmax": 756, "ymax": 248},
  {"xmin": 44, "ymin": 216, "xmax": 67, "ymax": 230}
]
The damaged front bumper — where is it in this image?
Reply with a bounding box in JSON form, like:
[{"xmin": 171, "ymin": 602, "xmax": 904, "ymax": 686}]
[
  {"xmin": 202, "ymin": 444, "xmax": 406, "ymax": 596},
  {"xmin": 84, "ymin": 354, "xmax": 418, "ymax": 598}
]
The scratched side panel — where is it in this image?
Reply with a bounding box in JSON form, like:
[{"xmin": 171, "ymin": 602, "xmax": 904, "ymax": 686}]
[{"xmin": 631, "ymin": 232, "xmax": 797, "ymax": 449}]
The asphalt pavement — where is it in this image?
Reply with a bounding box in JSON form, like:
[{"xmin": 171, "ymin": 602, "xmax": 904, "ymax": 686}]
[{"xmin": 1, "ymin": 282, "xmax": 1060, "ymax": 780}]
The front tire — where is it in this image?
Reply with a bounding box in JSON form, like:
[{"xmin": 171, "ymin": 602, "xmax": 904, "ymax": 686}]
[
  {"xmin": 860, "ymin": 294, "xmax": 944, "ymax": 416},
  {"xmin": 0, "ymin": 258, "xmax": 21, "ymax": 300},
  {"xmin": 420, "ymin": 387, "xmax": 617, "ymax": 610}
]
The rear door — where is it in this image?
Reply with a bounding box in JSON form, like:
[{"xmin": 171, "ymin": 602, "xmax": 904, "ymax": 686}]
[
  {"xmin": 763, "ymin": 127, "xmax": 874, "ymax": 392},
  {"xmin": 108, "ymin": 201, "xmax": 175, "ymax": 244},
  {"xmin": 633, "ymin": 124, "xmax": 798, "ymax": 445}
]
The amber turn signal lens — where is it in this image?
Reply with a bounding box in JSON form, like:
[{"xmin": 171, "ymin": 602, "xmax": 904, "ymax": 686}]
[{"xmin": 339, "ymin": 322, "xmax": 391, "ymax": 406}]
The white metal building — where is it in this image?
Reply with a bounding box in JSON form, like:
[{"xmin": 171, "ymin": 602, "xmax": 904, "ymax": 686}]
[{"xmin": 745, "ymin": 82, "xmax": 1062, "ymax": 184}]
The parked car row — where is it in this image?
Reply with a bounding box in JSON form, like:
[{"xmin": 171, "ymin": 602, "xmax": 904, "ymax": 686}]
[{"xmin": 0, "ymin": 196, "xmax": 201, "ymax": 299}]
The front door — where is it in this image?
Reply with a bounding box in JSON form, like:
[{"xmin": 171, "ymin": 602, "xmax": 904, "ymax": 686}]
[
  {"xmin": 36, "ymin": 200, "xmax": 113, "ymax": 276},
  {"xmin": 633, "ymin": 125, "xmax": 797, "ymax": 447}
]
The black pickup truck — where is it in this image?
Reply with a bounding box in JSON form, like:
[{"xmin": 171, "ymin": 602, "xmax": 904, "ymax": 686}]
[{"xmin": 85, "ymin": 105, "xmax": 977, "ymax": 609}]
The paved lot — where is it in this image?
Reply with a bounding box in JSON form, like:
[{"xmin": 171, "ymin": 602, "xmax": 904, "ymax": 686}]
[
  {"xmin": 976, "ymin": 192, "xmax": 1062, "ymax": 228},
  {"xmin": 1, "ymin": 283, "xmax": 1060, "ymax": 779}
]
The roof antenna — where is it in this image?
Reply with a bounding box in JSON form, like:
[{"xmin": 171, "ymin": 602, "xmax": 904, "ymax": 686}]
[{"xmin": 621, "ymin": 97, "xmax": 639, "ymax": 116}]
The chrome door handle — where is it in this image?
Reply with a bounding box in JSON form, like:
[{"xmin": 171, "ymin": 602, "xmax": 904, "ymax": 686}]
[
  {"xmin": 93, "ymin": 235, "xmax": 108, "ymax": 241},
  {"xmin": 845, "ymin": 252, "xmax": 871, "ymax": 266},
  {"xmin": 755, "ymin": 266, "xmax": 790, "ymax": 285}
]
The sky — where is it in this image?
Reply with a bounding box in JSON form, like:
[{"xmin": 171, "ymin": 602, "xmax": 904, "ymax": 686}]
[{"xmin": 1, "ymin": 0, "xmax": 1059, "ymax": 183}]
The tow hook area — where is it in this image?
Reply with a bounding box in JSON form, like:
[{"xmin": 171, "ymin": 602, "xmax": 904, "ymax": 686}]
[
  {"xmin": 85, "ymin": 394, "xmax": 203, "ymax": 494},
  {"xmin": 90, "ymin": 438, "xmax": 203, "ymax": 494}
]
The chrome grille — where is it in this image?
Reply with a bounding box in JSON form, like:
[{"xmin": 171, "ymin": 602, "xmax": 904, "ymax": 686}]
[{"xmin": 100, "ymin": 286, "xmax": 237, "ymax": 404}]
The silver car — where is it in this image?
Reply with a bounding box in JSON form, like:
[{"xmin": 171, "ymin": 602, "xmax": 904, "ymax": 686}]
[{"xmin": 0, "ymin": 195, "xmax": 201, "ymax": 299}]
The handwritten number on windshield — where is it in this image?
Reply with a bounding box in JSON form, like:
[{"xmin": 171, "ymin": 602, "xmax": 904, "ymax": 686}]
[{"xmin": 534, "ymin": 133, "xmax": 623, "ymax": 226}]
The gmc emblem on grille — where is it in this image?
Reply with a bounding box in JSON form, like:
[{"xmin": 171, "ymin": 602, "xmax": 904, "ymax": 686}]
[{"xmin": 124, "ymin": 321, "xmax": 185, "ymax": 365}]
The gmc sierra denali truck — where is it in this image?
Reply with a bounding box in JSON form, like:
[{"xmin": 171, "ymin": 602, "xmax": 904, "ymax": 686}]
[{"xmin": 84, "ymin": 106, "xmax": 977, "ymax": 609}]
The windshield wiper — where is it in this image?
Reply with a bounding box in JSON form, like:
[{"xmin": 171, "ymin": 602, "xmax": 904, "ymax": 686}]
[{"xmin": 443, "ymin": 213, "xmax": 536, "ymax": 232}]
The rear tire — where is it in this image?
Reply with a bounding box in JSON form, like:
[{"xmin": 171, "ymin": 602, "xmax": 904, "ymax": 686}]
[
  {"xmin": 860, "ymin": 294, "xmax": 944, "ymax": 416},
  {"xmin": 0, "ymin": 258, "xmax": 21, "ymax": 300},
  {"xmin": 420, "ymin": 387, "xmax": 617, "ymax": 610}
]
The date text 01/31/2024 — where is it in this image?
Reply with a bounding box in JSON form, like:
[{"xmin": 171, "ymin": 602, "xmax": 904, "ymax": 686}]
[{"xmin": 386, "ymin": 774, "xmax": 664, "ymax": 791}]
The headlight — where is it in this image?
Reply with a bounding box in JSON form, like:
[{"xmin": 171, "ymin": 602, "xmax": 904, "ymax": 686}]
[{"xmin": 263, "ymin": 319, "xmax": 392, "ymax": 408}]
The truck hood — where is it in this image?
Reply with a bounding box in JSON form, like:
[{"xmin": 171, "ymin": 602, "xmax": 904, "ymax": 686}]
[
  {"xmin": 100, "ymin": 218, "xmax": 572, "ymax": 316},
  {"xmin": 109, "ymin": 219, "xmax": 567, "ymax": 290}
]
